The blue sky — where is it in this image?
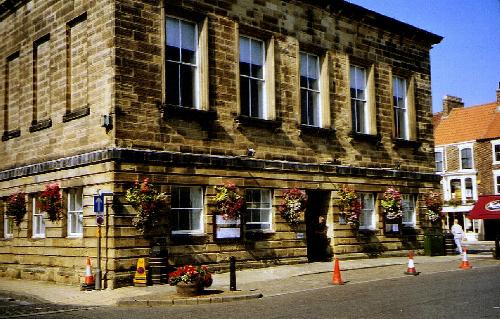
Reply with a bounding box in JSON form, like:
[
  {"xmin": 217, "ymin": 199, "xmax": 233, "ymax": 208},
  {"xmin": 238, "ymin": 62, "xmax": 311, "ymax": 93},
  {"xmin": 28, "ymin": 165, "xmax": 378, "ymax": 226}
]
[{"xmin": 347, "ymin": 0, "xmax": 500, "ymax": 113}]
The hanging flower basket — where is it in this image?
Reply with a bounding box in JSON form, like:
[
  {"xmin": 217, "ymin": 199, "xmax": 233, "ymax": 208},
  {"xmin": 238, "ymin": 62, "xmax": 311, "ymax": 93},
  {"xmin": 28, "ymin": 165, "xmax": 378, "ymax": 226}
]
[
  {"xmin": 214, "ymin": 182, "xmax": 245, "ymax": 220},
  {"xmin": 37, "ymin": 183, "xmax": 63, "ymax": 222},
  {"xmin": 424, "ymin": 191, "xmax": 443, "ymax": 223},
  {"xmin": 278, "ymin": 188, "xmax": 307, "ymax": 227},
  {"xmin": 6, "ymin": 192, "xmax": 26, "ymax": 227},
  {"xmin": 335, "ymin": 185, "xmax": 362, "ymax": 229},
  {"xmin": 381, "ymin": 187, "xmax": 403, "ymax": 220},
  {"xmin": 125, "ymin": 178, "xmax": 167, "ymax": 234}
]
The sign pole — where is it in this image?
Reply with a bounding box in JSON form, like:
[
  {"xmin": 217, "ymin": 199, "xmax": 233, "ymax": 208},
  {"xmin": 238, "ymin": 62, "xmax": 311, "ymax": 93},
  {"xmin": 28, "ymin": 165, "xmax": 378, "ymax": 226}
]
[
  {"xmin": 96, "ymin": 225, "xmax": 102, "ymax": 290},
  {"xmin": 93, "ymin": 191, "xmax": 112, "ymax": 290}
]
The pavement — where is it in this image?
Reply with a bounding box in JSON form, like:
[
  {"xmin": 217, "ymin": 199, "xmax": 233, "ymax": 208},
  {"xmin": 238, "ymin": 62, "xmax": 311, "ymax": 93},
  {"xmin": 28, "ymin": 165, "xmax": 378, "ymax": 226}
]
[{"xmin": 0, "ymin": 242, "xmax": 497, "ymax": 309}]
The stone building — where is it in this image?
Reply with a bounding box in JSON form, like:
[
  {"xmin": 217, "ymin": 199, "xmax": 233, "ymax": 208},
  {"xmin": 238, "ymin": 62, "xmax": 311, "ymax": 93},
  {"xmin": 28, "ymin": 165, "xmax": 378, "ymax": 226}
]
[
  {"xmin": 434, "ymin": 86, "xmax": 500, "ymax": 240},
  {"xmin": 0, "ymin": 0, "xmax": 442, "ymax": 288}
]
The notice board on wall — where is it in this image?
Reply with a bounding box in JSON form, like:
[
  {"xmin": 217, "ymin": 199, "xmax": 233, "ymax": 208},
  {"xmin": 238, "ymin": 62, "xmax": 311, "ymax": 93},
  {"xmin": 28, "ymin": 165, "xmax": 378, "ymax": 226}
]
[{"xmin": 214, "ymin": 215, "xmax": 241, "ymax": 239}]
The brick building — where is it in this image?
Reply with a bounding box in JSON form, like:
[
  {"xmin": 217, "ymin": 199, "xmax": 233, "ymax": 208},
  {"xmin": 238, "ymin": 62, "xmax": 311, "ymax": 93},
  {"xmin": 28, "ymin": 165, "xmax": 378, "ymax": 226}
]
[
  {"xmin": 0, "ymin": 0, "xmax": 442, "ymax": 288},
  {"xmin": 434, "ymin": 86, "xmax": 500, "ymax": 240}
]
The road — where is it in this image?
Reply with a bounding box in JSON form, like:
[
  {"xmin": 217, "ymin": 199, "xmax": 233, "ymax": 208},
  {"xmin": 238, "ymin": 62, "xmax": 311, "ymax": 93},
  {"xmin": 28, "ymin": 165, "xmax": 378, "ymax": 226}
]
[{"xmin": 2, "ymin": 259, "xmax": 500, "ymax": 319}]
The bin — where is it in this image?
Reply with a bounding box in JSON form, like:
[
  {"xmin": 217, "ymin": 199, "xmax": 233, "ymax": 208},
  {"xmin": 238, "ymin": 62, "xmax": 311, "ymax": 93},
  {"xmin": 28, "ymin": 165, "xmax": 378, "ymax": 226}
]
[{"xmin": 424, "ymin": 233, "xmax": 445, "ymax": 256}]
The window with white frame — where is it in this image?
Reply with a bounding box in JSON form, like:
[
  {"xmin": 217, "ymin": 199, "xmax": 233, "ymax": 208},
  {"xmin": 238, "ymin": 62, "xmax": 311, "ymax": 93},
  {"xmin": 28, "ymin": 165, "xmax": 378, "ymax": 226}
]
[
  {"xmin": 4, "ymin": 214, "xmax": 13, "ymax": 238},
  {"xmin": 350, "ymin": 65, "xmax": 368, "ymax": 134},
  {"xmin": 171, "ymin": 186, "xmax": 204, "ymax": 235},
  {"xmin": 460, "ymin": 147, "xmax": 473, "ymax": 170},
  {"xmin": 492, "ymin": 141, "xmax": 500, "ymax": 164},
  {"xmin": 239, "ymin": 36, "xmax": 266, "ymax": 118},
  {"xmin": 435, "ymin": 150, "xmax": 444, "ymax": 172},
  {"xmin": 32, "ymin": 197, "xmax": 45, "ymax": 238},
  {"xmin": 300, "ymin": 52, "xmax": 321, "ymax": 127},
  {"xmin": 494, "ymin": 171, "xmax": 500, "ymax": 195},
  {"xmin": 445, "ymin": 175, "xmax": 477, "ymax": 202},
  {"xmin": 393, "ymin": 76, "xmax": 408, "ymax": 139},
  {"xmin": 402, "ymin": 194, "xmax": 416, "ymax": 227},
  {"xmin": 359, "ymin": 193, "xmax": 375, "ymax": 230},
  {"xmin": 67, "ymin": 188, "xmax": 83, "ymax": 236},
  {"xmin": 165, "ymin": 17, "xmax": 198, "ymax": 108},
  {"xmin": 245, "ymin": 189, "xmax": 272, "ymax": 231}
]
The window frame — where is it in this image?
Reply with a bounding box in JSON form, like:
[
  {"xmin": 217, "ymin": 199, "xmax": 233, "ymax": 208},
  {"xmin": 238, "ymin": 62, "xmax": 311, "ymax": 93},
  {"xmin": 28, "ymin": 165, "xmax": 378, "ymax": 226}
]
[
  {"xmin": 435, "ymin": 148, "xmax": 444, "ymax": 172},
  {"xmin": 299, "ymin": 51, "xmax": 322, "ymax": 127},
  {"xmin": 494, "ymin": 170, "xmax": 500, "ymax": 195},
  {"xmin": 350, "ymin": 65, "xmax": 368, "ymax": 134},
  {"xmin": 244, "ymin": 188, "xmax": 273, "ymax": 231},
  {"xmin": 67, "ymin": 188, "xmax": 83, "ymax": 237},
  {"xmin": 492, "ymin": 140, "xmax": 500, "ymax": 165},
  {"xmin": 444, "ymin": 175, "xmax": 478, "ymax": 202},
  {"xmin": 359, "ymin": 193, "xmax": 376, "ymax": 230},
  {"xmin": 458, "ymin": 144, "xmax": 474, "ymax": 171},
  {"xmin": 3, "ymin": 213, "xmax": 13, "ymax": 238},
  {"xmin": 392, "ymin": 75, "xmax": 409, "ymax": 140},
  {"xmin": 32, "ymin": 197, "xmax": 45, "ymax": 238},
  {"xmin": 402, "ymin": 194, "xmax": 416, "ymax": 227},
  {"xmin": 170, "ymin": 186, "xmax": 204, "ymax": 236},
  {"xmin": 239, "ymin": 35, "xmax": 267, "ymax": 119},
  {"xmin": 164, "ymin": 16, "xmax": 199, "ymax": 109}
]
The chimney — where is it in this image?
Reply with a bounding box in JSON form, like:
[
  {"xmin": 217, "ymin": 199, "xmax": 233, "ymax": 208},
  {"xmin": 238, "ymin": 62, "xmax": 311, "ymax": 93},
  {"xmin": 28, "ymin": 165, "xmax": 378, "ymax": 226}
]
[
  {"xmin": 442, "ymin": 95, "xmax": 464, "ymax": 115},
  {"xmin": 497, "ymin": 82, "xmax": 500, "ymax": 103}
]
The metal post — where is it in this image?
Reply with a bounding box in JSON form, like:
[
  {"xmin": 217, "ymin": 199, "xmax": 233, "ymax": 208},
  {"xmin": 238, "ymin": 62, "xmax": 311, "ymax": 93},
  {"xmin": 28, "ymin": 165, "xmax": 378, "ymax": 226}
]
[
  {"xmin": 229, "ymin": 256, "xmax": 236, "ymax": 291},
  {"xmin": 95, "ymin": 225, "xmax": 102, "ymax": 290},
  {"xmin": 495, "ymin": 233, "xmax": 500, "ymax": 260}
]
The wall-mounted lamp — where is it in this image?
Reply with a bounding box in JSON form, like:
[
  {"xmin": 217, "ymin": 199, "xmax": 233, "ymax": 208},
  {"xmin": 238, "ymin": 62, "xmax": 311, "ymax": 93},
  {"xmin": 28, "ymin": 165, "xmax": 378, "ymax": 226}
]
[
  {"xmin": 247, "ymin": 148, "xmax": 255, "ymax": 157},
  {"xmin": 102, "ymin": 114, "xmax": 112, "ymax": 130},
  {"xmin": 394, "ymin": 161, "xmax": 401, "ymax": 170}
]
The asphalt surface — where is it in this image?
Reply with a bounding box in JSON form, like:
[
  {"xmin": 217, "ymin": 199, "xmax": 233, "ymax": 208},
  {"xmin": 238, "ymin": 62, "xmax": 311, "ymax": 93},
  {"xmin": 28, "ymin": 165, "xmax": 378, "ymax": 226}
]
[{"xmin": 1, "ymin": 257, "xmax": 499, "ymax": 318}]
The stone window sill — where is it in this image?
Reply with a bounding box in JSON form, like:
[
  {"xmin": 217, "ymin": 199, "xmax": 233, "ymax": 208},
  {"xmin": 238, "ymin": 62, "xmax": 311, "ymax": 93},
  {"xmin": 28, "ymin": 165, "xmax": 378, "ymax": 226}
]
[
  {"xmin": 62, "ymin": 105, "xmax": 90, "ymax": 122},
  {"xmin": 29, "ymin": 118, "xmax": 52, "ymax": 133},
  {"xmin": 2, "ymin": 129, "xmax": 20, "ymax": 141},
  {"xmin": 235, "ymin": 115, "xmax": 282, "ymax": 130},
  {"xmin": 299, "ymin": 124, "xmax": 336, "ymax": 137},
  {"xmin": 392, "ymin": 138, "xmax": 421, "ymax": 149},
  {"xmin": 170, "ymin": 233, "xmax": 209, "ymax": 244},
  {"xmin": 159, "ymin": 104, "xmax": 217, "ymax": 122},
  {"xmin": 349, "ymin": 132, "xmax": 381, "ymax": 143}
]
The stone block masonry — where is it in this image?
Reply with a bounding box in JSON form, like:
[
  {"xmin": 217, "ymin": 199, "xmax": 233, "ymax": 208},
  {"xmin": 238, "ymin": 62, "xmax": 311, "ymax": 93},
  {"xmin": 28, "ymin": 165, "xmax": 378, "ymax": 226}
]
[{"xmin": 0, "ymin": 0, "xmax": 442, "ymax": 288}]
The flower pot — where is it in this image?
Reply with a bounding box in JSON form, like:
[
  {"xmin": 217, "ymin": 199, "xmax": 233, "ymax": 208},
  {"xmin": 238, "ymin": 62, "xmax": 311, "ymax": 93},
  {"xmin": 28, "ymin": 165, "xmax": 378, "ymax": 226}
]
[{"xmin": 175, "ymin": 281, "xmax": 203, "ymax": 297}]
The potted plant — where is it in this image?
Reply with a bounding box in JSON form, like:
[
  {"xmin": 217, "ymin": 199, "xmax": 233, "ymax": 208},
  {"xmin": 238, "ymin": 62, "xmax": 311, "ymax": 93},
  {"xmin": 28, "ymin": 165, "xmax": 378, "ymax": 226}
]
[
  {"xmin": 6, "ymin": 191, "xmax": 26, "ymax": 227},
  {"xmin": 278, "ymin": 188, "xmax": 307, "ymax": 228},
  {"xmin": 214, "ymin": 182, "xmax": 245, "ymax": 220},
  {"xmin": 37, "ymin": 183, "xmax": 63, "ymax": 222},
  {"xmin": 125, "ymin": 178, "xmax": 167, "ymax": 234},
  {"xmin": 168, "ymin": 264, "xmax": 213, "ymax": 296},
  {"xmin": 335, "ymin": 185, "xmax": 362, "ymax": 229},
  {"xmin": 424, "ymin": 191, "xmax": 443, "ymax": 224},
  {"xmin": 381, "ymin": 187, "xmax": 403, "ymax": 220}
]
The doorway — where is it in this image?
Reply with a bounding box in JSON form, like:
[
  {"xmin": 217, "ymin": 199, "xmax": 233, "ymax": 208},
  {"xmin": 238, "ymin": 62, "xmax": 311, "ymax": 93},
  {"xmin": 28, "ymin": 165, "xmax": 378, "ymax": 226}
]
[{"xmin": 305, "ymin": 190, "xmax": 331, "ymax": 262}]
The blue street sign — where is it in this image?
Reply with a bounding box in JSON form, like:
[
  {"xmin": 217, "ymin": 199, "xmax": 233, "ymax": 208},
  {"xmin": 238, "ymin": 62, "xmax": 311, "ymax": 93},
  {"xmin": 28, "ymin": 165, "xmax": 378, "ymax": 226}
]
[{"xmin": 93, "ymin": 195, "xmax": 104, "ymax": 213}]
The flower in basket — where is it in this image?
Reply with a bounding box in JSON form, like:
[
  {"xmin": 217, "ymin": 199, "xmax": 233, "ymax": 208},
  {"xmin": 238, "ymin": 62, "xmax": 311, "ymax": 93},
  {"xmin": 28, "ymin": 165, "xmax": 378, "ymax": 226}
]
[
  {"xmin": 424, "ymin": 191, "xmax": 443, "ymax": 223},
  {"xmin": 381, "ymin": 187, "xmax": 403, "ymax": 220},
  {"xmin": 168, "ymin": 265, "xmax": 213, "ymax": 288},
  {"xmin": 214, "ymin": 182, "xmax": 245, "ymax": 220},
  {"xmin": 335, "ymin": 185, "xmax": 362, "ymax": 228},
  {"xmin": 6, "ymin": 191, "xmax": 26, "ymax": 227},
  {"xmin": 278, "ymin": 188, "xmax": 307, "ymax": 227},
  {"xmin": 125, "ymin": 178, "xmax": 167, "ymax": 233},
  {"xmin": 37, "ymin": 183, "xmax": 63, "ymax": 222}
]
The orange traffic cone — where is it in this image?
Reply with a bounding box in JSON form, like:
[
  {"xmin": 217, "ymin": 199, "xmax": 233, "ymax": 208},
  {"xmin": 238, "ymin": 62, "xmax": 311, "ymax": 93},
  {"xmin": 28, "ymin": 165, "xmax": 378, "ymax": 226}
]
[
  {"xmin": 81, "ymin": 257, "xmax": 95, "ymax": 290},
  {"xmin": 332, "ymin": 257, "xmax": 344, "ymax": 285},
  {"xmin": 404, "ymin": 250, "xmax": 419, "ymax": 275},
  {"xmin": 459, "ymin": 248, "xmax": 472, "ymax": 269}
]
